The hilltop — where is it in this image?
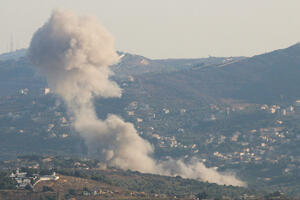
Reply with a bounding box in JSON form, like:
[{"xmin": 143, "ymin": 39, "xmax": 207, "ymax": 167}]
[{"xmin": 134, "ymin": 43, "xmax": 300, "ymax": 105}]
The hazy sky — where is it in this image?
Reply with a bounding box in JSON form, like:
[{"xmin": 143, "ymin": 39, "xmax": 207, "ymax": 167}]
[{"xmin": 1, "ymin": 0, "xmax": 300, "ymax": 58}]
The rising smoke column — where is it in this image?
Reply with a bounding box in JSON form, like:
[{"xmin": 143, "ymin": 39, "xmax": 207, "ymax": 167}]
[{"xmin": 29, "ymin": 9, "xmax": 246, "ymax": 187}]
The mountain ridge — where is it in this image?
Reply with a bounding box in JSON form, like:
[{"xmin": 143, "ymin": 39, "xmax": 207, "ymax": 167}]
[{"xmin": 133, "ymin": 43, "xmax": 300, "ymax": 105}]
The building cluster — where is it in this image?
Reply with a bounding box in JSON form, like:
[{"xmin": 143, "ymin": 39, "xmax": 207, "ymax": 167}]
[
  {"xmin": 148, "ymin": 133, "xmax": 188, "ymax": 149},
  {"xmin": 260, "ymin": 104, "xmax": 295, "ymax": 115},
  {"xmin": 9, "ymin": 168, "xmax": 59, "ymax": 189}
]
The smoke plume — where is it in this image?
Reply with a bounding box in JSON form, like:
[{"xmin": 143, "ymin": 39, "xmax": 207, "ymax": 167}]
[{"xmin": 29, "ymin": 9, "xmax": 246, "ymax": 187}]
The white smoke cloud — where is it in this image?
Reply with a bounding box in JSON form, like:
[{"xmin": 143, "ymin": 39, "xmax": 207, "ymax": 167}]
[{"xmin": 29, "ymin": 9, "xmax": 246, "ymax": 187}]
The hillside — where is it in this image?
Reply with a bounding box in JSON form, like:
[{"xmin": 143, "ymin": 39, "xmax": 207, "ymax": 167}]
[
  {"xmin": 0, "ymin": 156, "xmax": 263, "ymax": 200},
  {"xmin": 1, "ymin": 45, "xmax": 300, "ymax": 197},
  {"xmin": 114, "ymin": 51, "xmax": 243, "ymax": 78},
  {"xmin": 0, "ymin": 50, "xmax": 242, "ymax": 97},
  {"xmin": 134, "ymin": 43, "xmax": 300, "ymax": 105}
]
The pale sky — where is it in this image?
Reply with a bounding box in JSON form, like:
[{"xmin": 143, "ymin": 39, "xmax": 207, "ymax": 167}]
[{"xmin": 1, "ymin": 0, "xmax": 300, "ymax": 59}]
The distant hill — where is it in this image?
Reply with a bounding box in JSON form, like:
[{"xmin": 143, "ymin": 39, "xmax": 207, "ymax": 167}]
[
  {"xmin": 3, "ymin": 44, "xmax": 300, "ymax": 105},
  {"xmin": 0, "ymin": 49, "xmax": 243, "ymax": 97},
  {"xmin": 114, "ymin": 51, "xmax": 243, "ymax": 78},
  {"xmin": 134, "ymin": 43, "xmax": 300, "ymax": 105},
  {"xmin": 0, "ymin": 49, "xmax": 26, "ymax": 61},
  {"xmin": 0, "ymin": 55, "xmax": 45, "ymax": 97}
]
